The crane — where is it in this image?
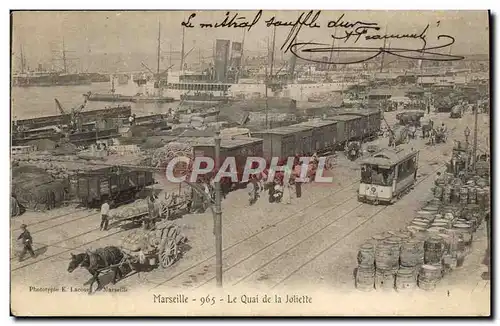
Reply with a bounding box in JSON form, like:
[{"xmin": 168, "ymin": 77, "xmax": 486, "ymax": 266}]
[{"xmin": 54, "ymin": 98, "xmax": 87, "ymax": 131}]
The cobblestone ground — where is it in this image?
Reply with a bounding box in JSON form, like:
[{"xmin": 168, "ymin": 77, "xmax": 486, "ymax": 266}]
[{"xmin": 11, "ymin": 110, "xmax": 490, "ymax": 314}]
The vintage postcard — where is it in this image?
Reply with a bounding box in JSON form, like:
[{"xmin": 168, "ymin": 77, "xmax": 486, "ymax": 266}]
[{"xmin": 10, "ymin": 10, "xmax": 490, "ymax": 316}]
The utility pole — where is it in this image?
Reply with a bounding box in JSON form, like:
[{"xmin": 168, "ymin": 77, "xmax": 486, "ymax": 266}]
[{"xmin": 214, "ymin": 128, "xmax": 223, "ymax": 288}]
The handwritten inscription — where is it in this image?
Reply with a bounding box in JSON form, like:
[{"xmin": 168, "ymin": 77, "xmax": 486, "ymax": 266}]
[{"xmin": 180, "ymin": 10, "xmax": 464, "ymax": 64}]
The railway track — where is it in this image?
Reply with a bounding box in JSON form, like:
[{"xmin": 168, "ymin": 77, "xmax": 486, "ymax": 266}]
[{"xmin": 148, "ymin": 147, "xmax": 446, "ymax": 290}]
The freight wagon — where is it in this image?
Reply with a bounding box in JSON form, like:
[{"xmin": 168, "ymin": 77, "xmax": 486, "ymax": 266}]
[
  {"xmin": 73, "ymin": 166, "xmax": 155, "ymax": 207},
  {"xmin": 329, "ymin": 114, "xmax": 363, "ymax": 145},
  {"xmin": 252, "ymin": 124, "xmax": 315, "ymax": 160},
  {"xmin": 344, "ymin": 109, "xmax": 382, "ymax": 140},
  {"xmin": 191, "ymin": 137, "xmax": 264, "ymax": 186},
  {"xmin": 295, "ymin": 120, "xmax": 338, "ymax": 154}
]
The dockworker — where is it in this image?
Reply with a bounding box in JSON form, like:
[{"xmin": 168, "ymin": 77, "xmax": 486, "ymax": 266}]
[
  {"xmin": 18, "ymin": 224, "xmax": 35, "ymax": 261},
  {"xmin": 293, "ymin": 163, "xmax": 303, "ymax": 198},
  {"xmin": 282, "ymin": 165, "xmax": 292, "ymax": 204},
  {"xmin": 128, "ymin": 114, "xmax": 136, "ymax": 126},
  {"xmin": 100, "ymin": 199, "xmax": 110, "ymax": 231},
  {"xmin": 145, "ymin": 195, "xmax": 158, "ymax": 230}
]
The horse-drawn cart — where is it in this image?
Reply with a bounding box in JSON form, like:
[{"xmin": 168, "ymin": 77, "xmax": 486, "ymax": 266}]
[
  {"xmin": 121, "ymin": 221, "xmax": 187, "ymax": 269},
  {"xmin": 68, "ymin": 222, "xmax": 187, "ymax": 294}
]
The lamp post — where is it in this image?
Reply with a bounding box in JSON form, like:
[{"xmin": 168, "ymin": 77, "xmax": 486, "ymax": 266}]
[{"xmin": 214, "ymin": 128, "xmax": 223, "ymax": 288}]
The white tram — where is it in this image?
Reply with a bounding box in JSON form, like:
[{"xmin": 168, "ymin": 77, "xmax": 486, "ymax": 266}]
[{"xmin": 358, "ymin": 147, "xmax": 419, "ymax": 205}]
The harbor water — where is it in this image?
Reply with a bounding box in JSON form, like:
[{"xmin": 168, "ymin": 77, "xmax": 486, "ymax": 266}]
[{"xmin": 11, "ymin": 83, "xmax": 181, "ymax": 120}]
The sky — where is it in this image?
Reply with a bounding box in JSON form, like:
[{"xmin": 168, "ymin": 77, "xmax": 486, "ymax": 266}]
[{"xmin": 11, "ymin": 10, "xmax": 489, "ymax": 71}]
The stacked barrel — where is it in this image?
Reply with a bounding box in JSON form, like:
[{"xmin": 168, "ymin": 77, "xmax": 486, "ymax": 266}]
[
  {"xmin": 355, "ymin": 243, "xmax": 376, "ymax": 291},
  {"xmin": 354, "ymin": 173, "xmax": 490, "ymax": 292}
]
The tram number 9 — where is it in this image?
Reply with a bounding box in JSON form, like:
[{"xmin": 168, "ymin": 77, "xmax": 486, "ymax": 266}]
[{"xmin": 200, "ymin": 295, "xmax": 216, "ymax": 306}]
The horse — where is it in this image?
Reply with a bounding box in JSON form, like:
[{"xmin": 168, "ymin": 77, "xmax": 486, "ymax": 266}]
[
  {"xmin": 422, "ymin": 120, "xmax": 434, "ymax": 138},
  {"xmin": 67, "ymin": 246, "xmax": 125, "ymax": 294}
]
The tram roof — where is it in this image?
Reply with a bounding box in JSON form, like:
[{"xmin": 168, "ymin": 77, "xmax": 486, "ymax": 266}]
[{"xmin": 361, "ymin": 147, "xmax": 419, "ymax": 168}]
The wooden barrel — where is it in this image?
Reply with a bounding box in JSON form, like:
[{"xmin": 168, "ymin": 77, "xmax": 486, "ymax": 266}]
[
  {"xmin": 400, "ymin": 238, "xmax": 425, "ymax": 267},
  {"xmin": 411, "ymin": 220, "xmax": 430, "ymax": 228},
  {"xmin": 442, "ymin": 186, "xmax": 452, "ymax": 204},
  {"xmin": 476, "ymin": 188, "xmax": 486, "ymax": 208},
  {"xmin": 375, "ymin": 268, "xmax": 395, "ymax": 291},
  {"xmin": 380, "ymin": 238, "xmax": 400, "ymax": 272},
  {"xmin": 372, "ymin": 233, "xmax": 389, "ymax": 243},
  {"xmin": 396, "ymin": 266, "xmax": 417, "ymax": 291},
  {"xmin": 459, "ymin": 186, "xmax": 469, "ymax": 205},
  {"xmin": 468, "ymin": 186, "xmax": 477, "ymax": 204},
  {"xmin": 434, "ymin": 186, "xmax": 443, "ymax": 200},
  {"xmin": 416, "ymin": 210, "xmax": 434, "ymax": 221},
  {"xmin": 424, "ymin": 236, "xmax": 444, "ymax": 264},
  {"xmin": 451, "ymin": 186, "xmax": 461, "ymax": 203},
  {"xmin": 375, "ymin": 243, "xmax": 399, "ymax": 271},
  {"xmin": 422, "ymin": 203, "xmax": 440, "ymax": 213},
  {"xmin": 357, "ymin": 243, "xmax": 375, "ymax": 268},
  {"xmin": 453, "ymin": 223, "xmax": 473, "ymax": 252},
  {"xmin": 355, "ymin": 265, "xmax": 375, "ymax": 291},
  {"xmin": 418, "ymin": 264, "xmax": 441, "ymax": 291}
]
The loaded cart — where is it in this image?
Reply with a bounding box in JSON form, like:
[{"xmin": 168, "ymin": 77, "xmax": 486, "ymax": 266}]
[{"xmin": 120, "ymin": 221, "xmax": 188, "ymax": 269}]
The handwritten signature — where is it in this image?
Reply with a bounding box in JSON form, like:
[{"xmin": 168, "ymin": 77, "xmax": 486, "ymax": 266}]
[
  {"xmin": 288, "ymin": 13, "xmax": 463, "ymax": 64},
  {"xmin": 180, "ymin": 11, "xmax": 465, "ymax": 64}
]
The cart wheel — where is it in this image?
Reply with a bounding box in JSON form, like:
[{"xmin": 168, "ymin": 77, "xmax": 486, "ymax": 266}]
[{"xmin": 159, "ymin": 238, "xmax": 178, "ymax": 268}]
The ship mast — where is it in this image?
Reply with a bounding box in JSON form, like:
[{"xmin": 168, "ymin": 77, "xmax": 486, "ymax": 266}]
[
  {"xmin": 157, "ymin": 21, "xmax": 161, "ymax": 75},
  {"xmin": 20, "ymin": 44, "xmax": 26, "ymax": 73},
  {"xmin": 379, "ymin": 26, "xmax": 388, "ymax": 73},
  {"xmin": 62, "ymin": 37, "xmax": 67, "ymax": 73},
  {"xmin": 240, "ymin": 29, "xmax": 246, "ymax": 71},
  {"xmin": 270, "ymin": 25, "xmax": 276, "ymax": 77},
  {"xmin": 180, "ymin": 26, "xmax": 186, "ymax": 71}
]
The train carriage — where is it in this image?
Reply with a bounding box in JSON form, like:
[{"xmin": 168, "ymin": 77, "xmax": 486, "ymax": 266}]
[
  {"xmin": 330, "ymin": 114, "xmax": 363, "ymax": 144},
  {"xmin": 191, "ymin": 137, "xmax": 264, "ymax": 184},
  {"xmin": 74, "ymin": 166, "xmax": 155, "ymax": 207},
  {"xmin": 358, "ymin": 147, "xmax": 419, "ymax": 205},
  {"xmin": 348, "ymin": 109, "xmax": 382, "ymax": 140},
  {"xmin": 252, "ymin": 124, "xmax": 314, "ymax": 160},
  {"xmin": 295, "ymin": 120, "xmax": 338, "ymax": 154}
]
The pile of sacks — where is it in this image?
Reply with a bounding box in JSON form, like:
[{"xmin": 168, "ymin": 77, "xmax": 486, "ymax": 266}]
[
  {"xmin": 150, "ymin": 142, "xmax": 193, "ymax": 168},
  {"xmin": 109, "ymin": 199, "xmax": 150, "ymax": 220}
]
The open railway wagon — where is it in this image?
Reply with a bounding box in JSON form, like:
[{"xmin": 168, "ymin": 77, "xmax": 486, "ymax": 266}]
[
  {"xmin": 107, "ymin": 190, "xmax": 192, "ymax": 228},
  {"xmin": 72, "ymin": 166, "xmax": 155, "ymax": 208},
  {"xmin": 358, "ymin": 146, "xmax": 419, "ymax": 205}
]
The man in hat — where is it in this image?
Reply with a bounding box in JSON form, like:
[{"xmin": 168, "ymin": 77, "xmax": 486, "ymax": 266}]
[
  {"xmin": 18, "ymin": 224, "xmax": 35, "ymax": 261},
  {"xmin": 100, "ymin": 199, "xmax": 110, "ymax": 231}
]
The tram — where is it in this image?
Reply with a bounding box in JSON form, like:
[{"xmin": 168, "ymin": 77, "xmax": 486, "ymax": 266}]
[{"xmin": 358, "ymin": 146, "xmax": 419, "ymax": 205}]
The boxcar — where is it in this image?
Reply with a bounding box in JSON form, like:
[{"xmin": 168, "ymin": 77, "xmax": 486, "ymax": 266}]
[
  {"xmin": 296, "ymin": 120, "xmax": 338, "ymax": 154},
  {"xmin": 252, "ymin": 124, "xmax": 314, "ymax": 160},
  {"xmin": 191, "ymin": 137, "xmax": 264, "ymax": 182},
  {"xmin": 74, "ymin": 166, "xmax": 155, "ymax": 207},
  {"xmin": 330, "ymin": 114, "xmax": 363, "ymax": 144},
  {"xmin": 345, "ymin": 109, "xmax": 382, "ymax": 140}
]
